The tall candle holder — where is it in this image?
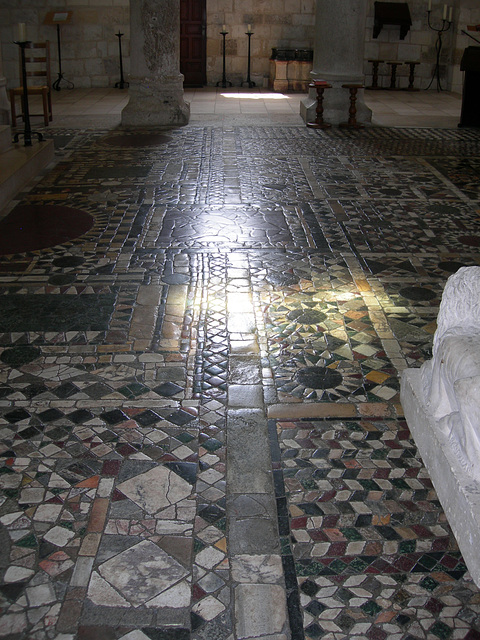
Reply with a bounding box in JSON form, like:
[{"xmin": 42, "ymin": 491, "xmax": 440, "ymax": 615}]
[
  {"xmin": 52, "ymin": 24, "xmax": 74, "ymax": 90},
  {"xmin": 426, "ymin": 8, "xmax": 452, "ymax": 91},
  {"xmin": 241, "ymin": 31, "xmax": 256, "ymax": 88},
  {"xmin": 115, "ymin": 31, "xmax": 129, "ymax": 89},
  {"xmin": 216, "ymin": 30, "xmax": 232, "ymax": 88},
  {"xmin": 44, "ymin": 11, "xmax": 74, "ymax": 90},
  {"xmin": 13, "ymin": 40, "xmax": 43, "ymax": 147}
]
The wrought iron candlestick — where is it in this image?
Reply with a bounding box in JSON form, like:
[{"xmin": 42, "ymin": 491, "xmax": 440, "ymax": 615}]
[
  {"xmin": 241, "ymin": 31, "xmax": 256, "ymax": 88},
  {"xmin": 115, "ymin": 31, "xmax": 129, "ymax": 89},
  {"xmin": 13, "ymin": 40, "xmax": 43, "ymax": 147},
  {"xmin": 216, "ymin": 30, "xmax": 232, "ymax": 88},
  {"xmin": 52, "ymin": 23, "xmax": 74, "ymax": 90},
  {"xmin": 426, "ymin": 9, "xmax": 452, "ymax": 91}
]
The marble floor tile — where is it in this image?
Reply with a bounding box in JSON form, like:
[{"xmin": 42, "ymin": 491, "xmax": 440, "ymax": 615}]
[{"xmin": 1, "ymin": 99, "xmax": 480, "ymax": 639}]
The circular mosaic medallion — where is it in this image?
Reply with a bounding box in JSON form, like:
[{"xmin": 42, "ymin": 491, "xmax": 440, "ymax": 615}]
[
  {"xmin": 101, "ymin": 133, "xmax": 171, "ymax": 147},
  {"xmin": 295, "ymin": 366, "xmax": 343, "ymax": 389},
  {"xmin": 0, "ymin": 346, "xmax": 42, "ymax": 367},
  {"xmin": 287, "ymin": 309, "xmax": 327, "ymax": 324},
  {"xmin": 0, "ymin": 206, "xmax": 94, "ymax": 256},
  {"xmin": 399, "ymin": 286, "xmax": 436, "ymax": 301}
]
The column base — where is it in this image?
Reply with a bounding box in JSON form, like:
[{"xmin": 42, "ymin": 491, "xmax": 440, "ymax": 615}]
[{"xmin": 121, "ymin": 75, "xmax": 190, "ymax": 127}]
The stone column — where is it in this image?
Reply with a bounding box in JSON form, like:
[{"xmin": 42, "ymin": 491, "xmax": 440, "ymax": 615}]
[
  {"xmin": 301, "ymin": 0, "xmax": 372, "ymax": 126},
  {"xmin": 0, "ymin": 39, "xmax": 10, "ymax": 124},
  {"xmin": 121, "ymin": 0, "xmax": 189, "ymax": 127}
]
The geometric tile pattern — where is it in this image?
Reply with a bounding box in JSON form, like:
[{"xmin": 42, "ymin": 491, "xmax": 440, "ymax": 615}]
[
  {"xmin": 272, "ymin": 418, "xmax": 480, "ymax": 640},
  {"xmin": 2, "ymin": 122, "xmax": 480, "ymax": 640}
]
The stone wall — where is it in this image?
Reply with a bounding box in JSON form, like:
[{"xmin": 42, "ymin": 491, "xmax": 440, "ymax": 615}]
[
  {"xmin": 205, "ymin": 0, "xmax": 316, "ymax": 87},
  {"xmin": 363, "ymin": 0, "xmax": 476, "ymax": 92},
  {"xmin": 0, "ymin": 0, "xmax": 130, "ymax": 90},
  {"xmin": 0, "ymin": 0, "xmax": 475, "ymax": 93}
]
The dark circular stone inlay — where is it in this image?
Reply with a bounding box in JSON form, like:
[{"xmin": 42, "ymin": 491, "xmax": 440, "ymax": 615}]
[
  {"xmin": 48, "ymin": 274, "xmax": 77, "ymax": 286},
  {"xmin": 428, "ymin": 204, "xmax": 460, "ymax": 215},
  {"xmin": 399, "ymin": 286, "xmax": 436, "ymax": 301},
  {"xmin": 459, "ymin": 236, "xmax": 480, "ymax": 247},
  {"xmin": 266, "ymin": 272, "xmax": 300, "ymax": 287},
  {"xmin": 438, "ymin": 261, "xmax": 467, "ymax": 273},
  {"xmin": 295, "ymin": 366, "xmax": 343, "ymax": 390},
  {"xmin": 0, "ymin": 346, "xmax": 42, "ymax": 367},
  {"xmin": 52, "ymin": 256, "xmax": 85, "ymax": 268},
  {"xmin": 102, "ymin": 133, "xmax": 171, "ymax": 148},
  {"xmin": 287, "ymin": 309, "xmax": 327, "ymax": 324},
  {"xmin": 0, "ymin": 206, "xmax": 94, "ymax": 256}
]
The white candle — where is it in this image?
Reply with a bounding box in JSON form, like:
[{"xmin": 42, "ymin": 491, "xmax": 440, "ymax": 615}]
[
  {"xmin": 247, "ymin": 24, "xmax": 252, "ymax": 33},
  {"xmin": 222, "ymin": 24, "xmax": 226, "ymax": 32},
  {"xmin": 17, "ymin": 22, "xmax": 26, "ymax": 41},
  {"xmin": 443, "ymin": 4, "xmax": 447, "ymax": 19},
  {"xmin": 448, "ymin": 6, "xmax": 453, "ymax": 21},
  {"xmin": 428, "ymin": 0, "xmax": 431, "ymax": 11}
]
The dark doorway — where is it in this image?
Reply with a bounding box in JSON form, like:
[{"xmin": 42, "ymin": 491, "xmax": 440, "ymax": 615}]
[{"xmin": 180, "ymin": 0, "xmax": 206, "ymax": 87}]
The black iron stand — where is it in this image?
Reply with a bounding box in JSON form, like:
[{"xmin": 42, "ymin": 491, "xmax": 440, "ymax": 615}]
[
  {"xmin": 241, "ymin": 32, "xmax": 256, "ymax": 88},
  {"xmin": 426, "ymin": 10, "xmax": 452, "ymax": 91},
  {"xmin": 216, "ymin": 31, "xmax": 232, "ymax": 88},
  {"xmin": 13, "ymin": 41, "xmax": 43, "ymax": 146},
  {"xmin": 52, "ymin": 23, "xmax": 74, "ymax": 91},
  {"xmin": 115, "ymin": 31, "xmax": 129, "ymax": 89}
]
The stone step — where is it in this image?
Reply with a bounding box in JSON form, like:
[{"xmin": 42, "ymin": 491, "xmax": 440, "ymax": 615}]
[{"xmin": 0, "ymin": 136, "xmax": 55, "ymax": 213}]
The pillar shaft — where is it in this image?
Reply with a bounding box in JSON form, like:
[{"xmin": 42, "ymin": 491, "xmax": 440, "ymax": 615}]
[
  {"xmin": 301, "ymin": 0, "xmax": 372, "ymax": 126},
  {"xmin": 121, "ymin": 0, "xmax": 189, "ymax": 127}
]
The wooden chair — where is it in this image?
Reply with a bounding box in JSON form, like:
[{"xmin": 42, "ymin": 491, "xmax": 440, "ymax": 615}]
[{"xmin": 9, "ymin": 41, "xmax": 52, "ymax": 127}]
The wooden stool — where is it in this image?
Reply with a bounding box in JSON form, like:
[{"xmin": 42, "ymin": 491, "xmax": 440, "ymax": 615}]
[
  {"xmin": 405, "ymin": 61, "xmax": 420, "ymax": 91},
  {"xmin": 340, "ymin": 84, "xmax": 364, "ymax": 129},
  {"xmin": 307, "ymin": 80, "xmax": 332, "ymax": 129},
  {"xmin": 367, "ymin": 59, "xmax": 384, "ymax": 89},
  {"xmin": 386, "ymin": 61, "xmax": 403, "ymax": 89}
]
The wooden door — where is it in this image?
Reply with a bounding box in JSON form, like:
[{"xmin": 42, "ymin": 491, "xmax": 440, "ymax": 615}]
[{"xmin": 180, "ymin": 0, "xmax": 206, "ymax": 87}]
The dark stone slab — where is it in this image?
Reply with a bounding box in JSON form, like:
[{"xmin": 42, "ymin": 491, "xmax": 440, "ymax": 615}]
[{"xmin": 0, "ymin": 294, "xmax": 116, "ymax": 332}]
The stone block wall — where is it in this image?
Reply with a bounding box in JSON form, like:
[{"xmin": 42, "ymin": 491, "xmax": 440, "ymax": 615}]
[
  {"xmin": 0, "ymin": 0, "xmax": 130, "ymax": 90},
  {"xmin": 363, "ymin": 0, "xmax": 474, "ymax": 92},
  {"xmin": 206, "ymin": 0, "xmax": 316, "ymax": 87},
  {"xmin": 0, "ymin": 0, "xmax": 474, "ymax": 93}
]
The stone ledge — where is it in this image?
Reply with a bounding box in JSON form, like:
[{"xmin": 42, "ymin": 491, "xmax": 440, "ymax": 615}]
[
  {"xmin": 0, "ymin": 138, "xmax": 54, "ymax": 213},
  {"xmin": 401, "ymin": 368, "xmax": 480, "ymax": 588}
]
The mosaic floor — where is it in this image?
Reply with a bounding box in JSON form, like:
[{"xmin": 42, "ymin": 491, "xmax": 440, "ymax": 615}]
[{"xmin": 0, "ymin": 122, "xmax": 480, "ymax": 640}]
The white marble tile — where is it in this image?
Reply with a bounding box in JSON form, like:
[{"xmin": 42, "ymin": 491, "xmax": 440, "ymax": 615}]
[
  {"xmin": 43, "ymin": 526, "xmax": 75, "ymax": 547},
  {"xmin": 87, "ymin": 571, "xmax": 130, "ymax": 608},
  {"xmin": 4, "ymin": 566, "xmax": 35, "ymax": 583},
  {"xmin": 191, "ymin": 595, "xmax": 226, "ymax": 621},
  {"xmin": 98, "ymin": 540, "xmax": 188, "ymax": 607},
  {"xmin": 117, "ymin": 466, "xmax": 192, "ymax": 516},
  {"xmin": 145, "ymin": 579, "xmax": 191, "ymax": 608},
  {"xmin": 231, "ymin": 554, "xmax": 283, "ymax": 583}
]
